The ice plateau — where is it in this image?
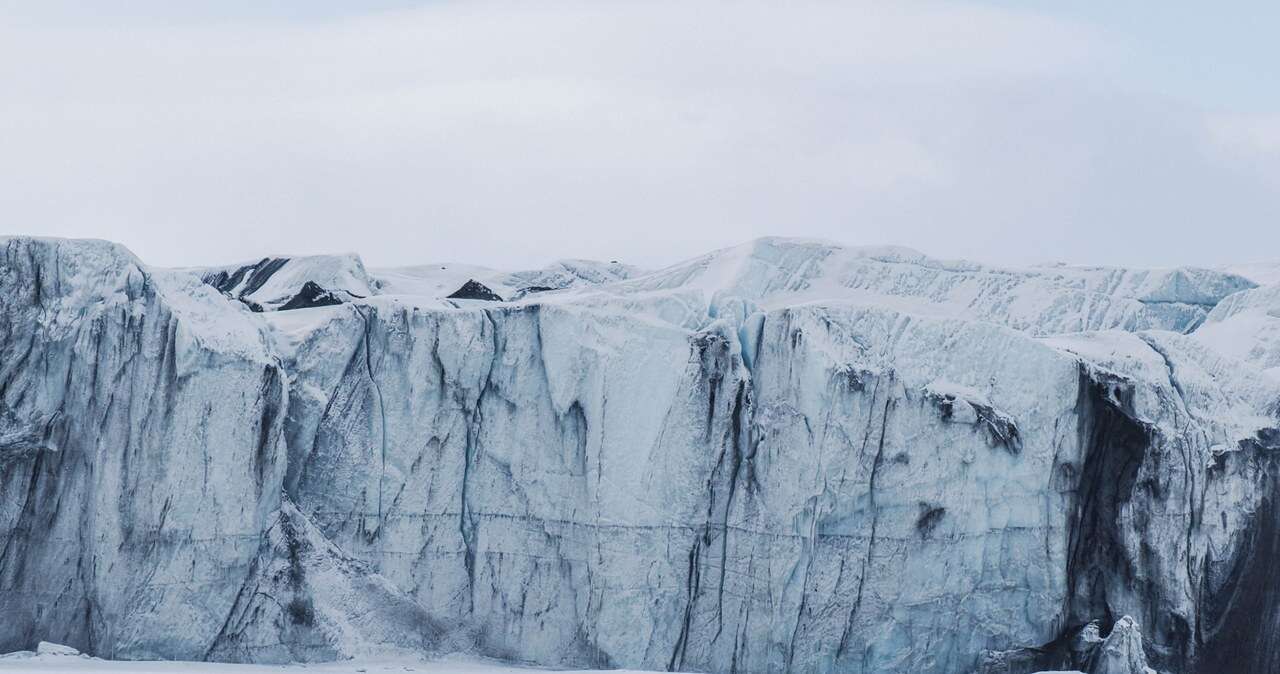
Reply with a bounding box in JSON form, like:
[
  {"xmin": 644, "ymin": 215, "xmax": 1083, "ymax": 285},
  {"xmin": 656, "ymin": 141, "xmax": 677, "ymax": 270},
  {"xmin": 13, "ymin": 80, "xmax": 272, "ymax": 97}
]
[{"xmin": 2, "ymin": 236, "xmax": 1278, "ymax": 674}]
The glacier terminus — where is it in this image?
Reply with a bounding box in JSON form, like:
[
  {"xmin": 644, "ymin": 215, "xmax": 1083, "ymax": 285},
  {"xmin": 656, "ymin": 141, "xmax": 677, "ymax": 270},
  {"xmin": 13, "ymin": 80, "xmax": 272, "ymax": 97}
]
[{"xmin": 3, "ymin": 236, "xmax": 1280, "ymax": 674}]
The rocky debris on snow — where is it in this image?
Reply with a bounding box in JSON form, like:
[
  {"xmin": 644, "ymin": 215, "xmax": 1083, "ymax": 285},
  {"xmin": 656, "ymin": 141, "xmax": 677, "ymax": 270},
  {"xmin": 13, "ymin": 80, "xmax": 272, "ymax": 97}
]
[{"xmin": 279, "ymin": 281, "xmax": 349, "ymax": 311}]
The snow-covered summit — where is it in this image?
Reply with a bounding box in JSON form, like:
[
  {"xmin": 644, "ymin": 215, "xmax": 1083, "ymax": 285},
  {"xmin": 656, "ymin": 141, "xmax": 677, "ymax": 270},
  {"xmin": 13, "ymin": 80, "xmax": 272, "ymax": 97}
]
[
  {"xmin": 368, "ymin": 258, "xmax": 643, "ymax": 303},
  {"xmin": 198, "ymin": 253, "xmax": 374, "ymax": 311},
  {"xmin": 557, "ymin": 237, "xmax": 1254, "ymax": 335},
  {"xmin": 1218, "ymin": 260, "xmax": 1280, "ymax": 286},
  {"xmin": 185, "ymin": 237, "xmax": 1252, "ymax": 340},
  {"xmin": 1194, "ymin": 279, "xmax": 1280, "ymax": 379}
]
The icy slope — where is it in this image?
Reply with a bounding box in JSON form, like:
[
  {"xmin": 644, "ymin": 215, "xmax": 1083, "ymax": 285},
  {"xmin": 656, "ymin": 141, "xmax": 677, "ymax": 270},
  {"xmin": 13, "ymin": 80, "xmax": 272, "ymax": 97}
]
[
  {"xmin": 1218, "ymin": 260, "xmax": 1280, "ymax": 286},
  {"xmin": 581, "ymin": 237, "xmax": 1253, "ymax": 334},
  {"xmin": 0, "ymin": 238, "xmax": 286, "ymax": 659},
  {"xmin": 1192, "ymin": 281, "xmax": 1280, "ymax": 379},
  {"xmin": 3, "ymin": 236, "xmax": 1278, "ymax": 674}
]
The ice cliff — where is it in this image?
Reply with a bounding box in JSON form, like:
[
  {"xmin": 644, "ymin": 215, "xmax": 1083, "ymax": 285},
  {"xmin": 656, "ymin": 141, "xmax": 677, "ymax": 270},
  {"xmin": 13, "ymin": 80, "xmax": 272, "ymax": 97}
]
[{"xmin": 2, "ymin": 236, "xmax": 1278, "ymax": 674}]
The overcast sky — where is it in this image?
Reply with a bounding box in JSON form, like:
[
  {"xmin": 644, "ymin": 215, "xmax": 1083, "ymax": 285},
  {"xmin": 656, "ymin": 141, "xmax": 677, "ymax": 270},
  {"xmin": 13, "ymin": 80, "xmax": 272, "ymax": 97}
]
[{"xmin": 2, "ymin": 1, "xmax": 1278, "ymax": 270}]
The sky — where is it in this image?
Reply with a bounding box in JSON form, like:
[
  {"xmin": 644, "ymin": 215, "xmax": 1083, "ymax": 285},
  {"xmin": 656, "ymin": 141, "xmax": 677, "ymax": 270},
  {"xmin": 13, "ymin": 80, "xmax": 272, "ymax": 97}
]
[{"xmin": 2, "ymin": 0, "xmax": 1278, "ymax": 270}]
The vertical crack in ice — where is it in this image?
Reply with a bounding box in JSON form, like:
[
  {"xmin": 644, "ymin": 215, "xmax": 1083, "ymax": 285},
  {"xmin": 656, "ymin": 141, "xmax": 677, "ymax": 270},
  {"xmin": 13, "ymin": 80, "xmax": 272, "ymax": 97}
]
[
  {"xmin": 670, "ymin": 335, "xmax": 750, "ymax": 671},
  {"xmin": 713, "ymin": 380, "xmax": 749, "ymax": 644},
  {"xmin": 785, "ymin": 494, "xmax": 820, "ymax": 672},
  {"xmin": 838, "ymin": 373, "xmax": 894, "ymax": 660},
  {"xmin": 458, "ymin": 310, "xmax": 499, "ymax": 612},
  {"xmin": 358, "ymin": 308, "xmax": 389, "ymax": 536},
  {"xmin": 290, "ymin": 320, "xmax": 365, "ymax": 499},
  {"xmin": 204, "ymin": 509, "xmax": 278, "ymax": 661},
  {"xmin": 1136, "ymin": 333, "xmax": 1202, "ymax": 604},
  {"xmin": 667, "ymin": 536, "xmax": 700, "ymax": 672}
]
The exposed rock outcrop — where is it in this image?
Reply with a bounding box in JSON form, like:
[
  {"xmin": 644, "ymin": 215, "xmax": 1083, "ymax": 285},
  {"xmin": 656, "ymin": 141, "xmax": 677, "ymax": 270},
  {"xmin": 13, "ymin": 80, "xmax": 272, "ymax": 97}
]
[{"xmin": 446, "ymin": 280, "xmax": 503, "ymax": 301}]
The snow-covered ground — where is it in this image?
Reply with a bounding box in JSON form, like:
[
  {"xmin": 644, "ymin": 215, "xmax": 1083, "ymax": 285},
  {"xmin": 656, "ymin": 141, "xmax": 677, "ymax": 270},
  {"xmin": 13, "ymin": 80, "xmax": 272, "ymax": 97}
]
[{"xmin": 0, "ymin": 647, "xmax": 661, "ymax": 674}]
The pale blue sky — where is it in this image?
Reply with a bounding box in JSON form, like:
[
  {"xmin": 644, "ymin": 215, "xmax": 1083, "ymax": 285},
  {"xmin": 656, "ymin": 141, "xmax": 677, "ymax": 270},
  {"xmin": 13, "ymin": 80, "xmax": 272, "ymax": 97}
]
[
  {"xmin": 11, "ymin": 1, "xmax": 1276, "ymax": 111},
  {"xmin": 982, "ymin": 1, "xmax": 1279, "ymax": 112},
  {"xmin": 2, "ymin": 1, "xmax": 1278, "ymax": 269}
]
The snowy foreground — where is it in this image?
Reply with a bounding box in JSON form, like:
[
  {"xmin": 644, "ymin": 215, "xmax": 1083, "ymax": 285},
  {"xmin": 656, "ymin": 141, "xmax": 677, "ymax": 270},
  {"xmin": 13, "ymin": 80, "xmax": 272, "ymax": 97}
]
[
  {"xmin": 0, "ymin": 644, "xmax": 663, "ymax": 674},
  {"xmin": 3, "ymin": 236, "xmax": 1279, "ymax": 674}
]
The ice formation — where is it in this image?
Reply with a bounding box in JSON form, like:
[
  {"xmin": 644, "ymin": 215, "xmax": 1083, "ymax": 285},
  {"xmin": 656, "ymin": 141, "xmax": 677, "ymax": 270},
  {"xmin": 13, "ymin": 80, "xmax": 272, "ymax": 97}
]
[{"xmin": 2, "ymin": 236, "xmax": 1278, "ymax": 674}]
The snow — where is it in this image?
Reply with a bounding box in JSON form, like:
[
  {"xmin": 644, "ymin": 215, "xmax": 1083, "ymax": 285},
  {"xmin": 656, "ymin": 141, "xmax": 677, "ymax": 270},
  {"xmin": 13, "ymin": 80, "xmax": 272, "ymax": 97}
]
[
  {"xmin": 0, "ymin": 649, "xmax": 667, "ymax": 674},
  {"xmin": 552, "ymin": 237, "xmax": 1253, "ymax": 336},
  {"xmin": 921, "ymin": 380, "xmax": 992, "ymax": 408},
  {"xmin": 188, "ymin": 237, "xmax": 1252, "ymax": 340},
  {"xmin": 369, "ymin": 263, "xmax": 509, "ymax": 301},
  {"xmin": 1219, "ymin": 260, "xmax": 1280, "ymax": 286},
  {"xmin": 1193, "ymin": 281, "xmax": 1280, "ymax": 378},
  {"xmin": 368, "ymin": 259, "xmax": 642, "ymax": 305},
  {"xmin": 152, "ymin": 270, "xmax": 278, "ymax": 370},
  {"xmin": 214, "ymin": 254, "xmax": 372, "ymax": 303}
]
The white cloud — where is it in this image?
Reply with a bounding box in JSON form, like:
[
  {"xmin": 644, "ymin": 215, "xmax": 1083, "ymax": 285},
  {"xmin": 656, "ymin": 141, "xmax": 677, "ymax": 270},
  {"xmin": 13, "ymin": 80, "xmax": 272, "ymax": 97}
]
[
  {"xmin": 1209, "ymin": 113, "xmax": 1280, "ymax": 159},
  {"xmin": 0, "ymin": 1, "xmax": 1274, "ymax": 269}
]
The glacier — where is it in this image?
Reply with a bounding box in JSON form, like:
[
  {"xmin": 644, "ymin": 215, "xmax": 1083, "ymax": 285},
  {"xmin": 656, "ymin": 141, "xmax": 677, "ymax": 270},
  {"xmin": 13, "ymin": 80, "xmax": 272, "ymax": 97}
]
[{"xmin": 2, "ymin": 235, "xmax": 1278, "ymax": 674}]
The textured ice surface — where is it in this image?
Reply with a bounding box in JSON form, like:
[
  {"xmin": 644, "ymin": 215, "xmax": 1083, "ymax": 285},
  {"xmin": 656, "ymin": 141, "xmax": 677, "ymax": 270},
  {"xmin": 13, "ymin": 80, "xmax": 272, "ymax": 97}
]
[
  {"xmin": 1219, "ymin": 260, "xmax": 1280, "ymax": 286},
  {"xmin": 577, "ymin": 238, "xmax": 1254, "ymax": 334},
  {"xmin": 3, "ymin": 235, "xmax": 1278, "ymax": 674},
  {"xmin": 1194, "ymin": 281, "xmax": 1280, "ymax": 379},
  {"xmin": 1, "ymin": 238, "xmax": 285, "ymax": 660}
]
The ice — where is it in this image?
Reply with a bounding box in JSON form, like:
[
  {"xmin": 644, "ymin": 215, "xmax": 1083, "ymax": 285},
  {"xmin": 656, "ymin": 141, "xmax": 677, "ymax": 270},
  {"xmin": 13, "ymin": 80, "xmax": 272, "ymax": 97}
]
[
  {"xmin": 1218, "ymin": 260, "xmax": 1280, "ymax": 286},
  {"xmin": 1193, "ymin": 281, "xmax": 1280, "ymax": 378},
  {"xmin": 369, "ymin": 259, "xmax": 643, "ymax": 306},
  {"xmin": 4, "ymin": 235, "xmax": 1279, "ymax": 674},
  {"xmin": 1089, "ymin": 617, "xmax": 1155, "ymax": 674},
  {"xmin": 581, "ymin": 237, "xmax": 1253, "ymax": 335}
]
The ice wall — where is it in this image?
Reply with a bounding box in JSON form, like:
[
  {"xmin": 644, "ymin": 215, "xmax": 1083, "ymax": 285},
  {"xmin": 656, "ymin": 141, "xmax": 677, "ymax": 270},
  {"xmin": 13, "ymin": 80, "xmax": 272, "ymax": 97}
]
[{"xmin": 3, "ymin": 236, "xmax": 1278, "ymax": 674}]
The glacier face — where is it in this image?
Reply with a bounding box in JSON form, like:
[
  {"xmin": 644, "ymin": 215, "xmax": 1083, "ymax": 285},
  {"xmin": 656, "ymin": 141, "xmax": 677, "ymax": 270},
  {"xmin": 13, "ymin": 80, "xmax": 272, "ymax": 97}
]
[
  {"xmin": 2, "ymin": 236, "xmax": 1278, "ymax": 674},
  {"xmin": 0, "ymin": 238, "xmax": 286, "ymax": 659}
]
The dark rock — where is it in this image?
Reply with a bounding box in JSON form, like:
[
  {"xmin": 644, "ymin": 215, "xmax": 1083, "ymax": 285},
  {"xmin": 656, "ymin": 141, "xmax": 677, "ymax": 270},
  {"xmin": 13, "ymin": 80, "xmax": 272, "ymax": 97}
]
[
  {"xmin": 205, "ymin": 257, "xmax": 290, "ymax": 297},
  {"xmin": 926, "ymin": 389, "xmax": 1023, "ymax": 454},
  {"xmin": 447, "ymin": 280, "xmax": 503, "ymax": 301},
  {"xmin": 279, "ymin": 282, "xmax": 345, "ymax": 311},
  {"xmin": 915, "ymin": 503, "xmax": 946, "ymax": 538}
]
